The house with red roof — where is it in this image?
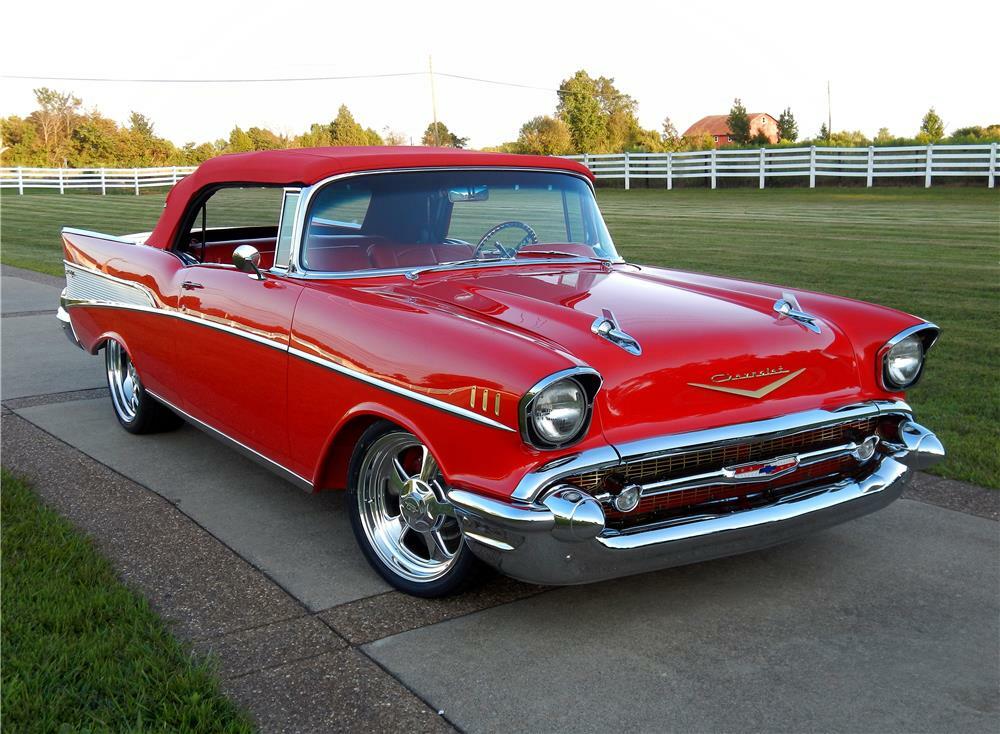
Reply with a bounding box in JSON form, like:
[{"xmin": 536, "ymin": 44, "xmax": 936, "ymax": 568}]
[{"xmin": 683, "ymin": 112, "xmax": 779, "ymax": 148}]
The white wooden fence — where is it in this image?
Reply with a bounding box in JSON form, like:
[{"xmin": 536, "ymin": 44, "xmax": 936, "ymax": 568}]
[
  {"xmin": 565, "ymin": 143, "xmax": 998, "ymax": 189},
  {"xmin": 1, "ymin": 143, "xmax": 997, "ymax": 192},
  {"xmin": 0, "ymin": 166, "xmax": 197, "ymax": 194}
]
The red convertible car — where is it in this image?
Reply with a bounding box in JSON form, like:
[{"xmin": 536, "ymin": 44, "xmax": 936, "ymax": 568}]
[{"xmin": 58, "ymin": 147, "xmax": 944, "ymax": 596}]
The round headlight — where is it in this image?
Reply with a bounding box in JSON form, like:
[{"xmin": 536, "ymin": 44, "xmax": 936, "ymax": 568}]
[
  {"xmin": 530, "ymin": 378, "xmax": 587, "ymax": 445},
  {"xmin": 884, "ymin": 334, "xmax": 924, "ymax": 389}
]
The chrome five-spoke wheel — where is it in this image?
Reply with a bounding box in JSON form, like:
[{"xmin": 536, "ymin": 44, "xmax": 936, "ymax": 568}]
[
  {"xmin": 348, "ymin": 423, "xmax": 482, "ymax": 596},
  {"xmin": 106, "ymin": 339, "xmax": 141, "ymax": 422}
]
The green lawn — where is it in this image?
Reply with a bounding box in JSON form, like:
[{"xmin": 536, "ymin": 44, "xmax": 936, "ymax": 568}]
[
  {"xmin": 1, "ymin": 187, "xmax": 997, "ymax": 487},
  {"xmin": 0, "ymin": 470, "xmax": 253, "ymax": 733}
]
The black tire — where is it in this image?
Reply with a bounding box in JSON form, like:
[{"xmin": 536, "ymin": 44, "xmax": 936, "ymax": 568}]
[
  {"xmin": 104, "ymin": 340, "xmax": 182, "ymax": 434},
  {"xmin": 347, "ymin": 420, "xmax": 484, "ymax": 597}
]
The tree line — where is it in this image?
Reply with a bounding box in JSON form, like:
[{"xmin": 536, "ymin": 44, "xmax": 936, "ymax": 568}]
[{"xmin": 2, "ymin": 77, "xmax": 997, "ymax": 168}]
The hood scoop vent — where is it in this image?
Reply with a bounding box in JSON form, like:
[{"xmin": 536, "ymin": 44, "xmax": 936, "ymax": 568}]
[{"xmin": 591, "ymin": 309, "xmax": 642, "ymax": 356}]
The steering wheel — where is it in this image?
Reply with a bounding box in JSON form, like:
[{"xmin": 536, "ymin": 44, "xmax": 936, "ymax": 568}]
[{"xmin": 474, "ymin": 221, "xmax": 538, "ymax": 258}]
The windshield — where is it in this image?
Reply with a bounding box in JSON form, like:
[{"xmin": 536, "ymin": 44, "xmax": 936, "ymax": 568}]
[{"xmin": 299, "ymin": 170, "xmax": 618, "ymax": 273}]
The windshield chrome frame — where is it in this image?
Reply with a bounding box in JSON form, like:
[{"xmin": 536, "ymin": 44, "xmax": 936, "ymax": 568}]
[{"xmin": 286, "ymin": 167, "xmax": 621, "ymax": 280}]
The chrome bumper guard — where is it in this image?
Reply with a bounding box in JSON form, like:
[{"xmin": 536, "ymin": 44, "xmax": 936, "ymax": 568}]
[
  {"xmin": 57, "ymin": 290, "xmax": 83, "ymax": 350},
  {"xmin": 449, "ymin": 414, "xmax": 944, "ymax": 586}
]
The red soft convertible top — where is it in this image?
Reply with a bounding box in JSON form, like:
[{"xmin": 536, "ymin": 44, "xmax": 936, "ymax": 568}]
[{"xmin": 145, "ymin": 146, "xmax": 594, "ymax": 249}]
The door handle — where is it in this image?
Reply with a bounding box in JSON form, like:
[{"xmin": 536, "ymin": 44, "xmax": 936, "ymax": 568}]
[{"xmin": 181, "ymin": 280, "xmax": 204, "ymax": 290}]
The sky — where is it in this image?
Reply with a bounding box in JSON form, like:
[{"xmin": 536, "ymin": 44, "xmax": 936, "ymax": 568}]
[{"xmin": 1, "ymin": 0, "xmax": 997, "ymax": 149}]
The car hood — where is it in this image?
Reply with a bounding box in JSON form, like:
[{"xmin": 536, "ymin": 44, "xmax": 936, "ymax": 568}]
[{"xmin": 395, "ymin": 263, "xmax": 894, "ymax": 444}]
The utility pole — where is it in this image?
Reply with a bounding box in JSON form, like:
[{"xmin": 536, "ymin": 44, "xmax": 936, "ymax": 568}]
[
  {"xmin": 429, "ymin": 55, "xmax": 440, "ymax": 147},
  {"xmin": 827, "ymin": 80, "xmax": 832, "ymax": 139}
]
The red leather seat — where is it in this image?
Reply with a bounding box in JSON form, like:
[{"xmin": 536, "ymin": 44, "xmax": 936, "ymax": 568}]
[
  {"xmin": 367, "ymin": 243, "xmax": 475, "ymax": 269},
  {"xmin": 303, "ymin": 234, "xmax": 377, "ymax": 272}
]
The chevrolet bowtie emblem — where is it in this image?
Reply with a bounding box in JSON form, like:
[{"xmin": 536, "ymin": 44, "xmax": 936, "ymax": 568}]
[{"xmin": 688, "ymin": 368, "xmax": 806, "ymax": 399}]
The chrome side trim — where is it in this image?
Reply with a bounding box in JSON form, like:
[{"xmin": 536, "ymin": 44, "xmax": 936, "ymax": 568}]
[
  {"xmin": 288, "ymin": 346, "xmax": 516, "ymax": 432},
  {"xmin": 65, "ymin": 301, "xmax": 288, "ymax": 352},
  {"xmin": 64, "ymin": 263, "xmax": 514, "ymax": 431},
  {"xmin": 145, "ymin": 388, "xmax": 314, "ymax": 491},
  {"xmin": 64, "ymin": 261, "xmax": 158, "ymax": 308}
]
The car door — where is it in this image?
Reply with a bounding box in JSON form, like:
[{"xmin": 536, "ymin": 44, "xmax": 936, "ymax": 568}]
[{"xmin": 170, "ymin": 186, "xmax": 304, "ymax": 466}]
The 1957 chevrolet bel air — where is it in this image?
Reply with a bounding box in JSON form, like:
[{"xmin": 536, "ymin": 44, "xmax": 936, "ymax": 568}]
[{"xmin": 58, "ymin": 147, "xmax": 945, "ymax": 596}]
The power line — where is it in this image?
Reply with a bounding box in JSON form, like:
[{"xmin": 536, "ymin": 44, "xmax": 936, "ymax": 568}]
[
  {"xmin": 0, "ymin": 69, "xmax": 571, "ymax": 95},
  {"xmin": 0, "ymin": 71, "xmax": 427, "ymax": 83}
]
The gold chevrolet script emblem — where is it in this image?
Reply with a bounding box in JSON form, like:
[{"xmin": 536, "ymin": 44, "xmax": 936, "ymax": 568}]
[{"xmin": 688, "ymin": 367, "xmax": 805, "ymax": 399}]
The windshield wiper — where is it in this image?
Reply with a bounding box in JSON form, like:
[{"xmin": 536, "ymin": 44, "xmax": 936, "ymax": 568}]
[
  {"xmin": 514, "ymin": 250, "xmax": 614, "ymax": 266},
  {"xmin": 404, "ymin": 256, "xmax": 512, "ymax": 281}
]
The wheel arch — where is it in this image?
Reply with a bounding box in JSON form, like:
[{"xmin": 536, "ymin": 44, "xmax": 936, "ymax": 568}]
[{"xmin": 312, "ymin": 403, "xmax": 447, "ymax": 492}]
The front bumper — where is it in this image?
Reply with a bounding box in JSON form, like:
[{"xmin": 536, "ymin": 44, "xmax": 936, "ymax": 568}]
[{"xmin": 448, "ymin": 414, "xmax": 944, "ymax": 586}]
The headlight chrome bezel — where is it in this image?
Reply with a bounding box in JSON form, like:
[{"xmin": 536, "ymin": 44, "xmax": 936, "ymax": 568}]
[
  {"xmin": 519, "ymin": 368, "xmax": 602, "ymax": 450},
  {"xmin": 878, "ymin": 323, "xmax": 940, "ymax": 391}
]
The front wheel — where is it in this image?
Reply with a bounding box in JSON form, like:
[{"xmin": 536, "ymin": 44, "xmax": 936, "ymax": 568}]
[
  {"xmin": 104, "ymin": 340, "xmax": 181, "ymax": 434},
  {"xmin": 347, "ymin": 422, "xmax": 483, "ymax": 597}
]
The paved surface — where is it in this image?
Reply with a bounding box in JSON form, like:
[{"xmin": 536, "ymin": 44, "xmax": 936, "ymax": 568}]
[{"xmin": 2, "ymin": 267, "xmax": 998, "ymax": 733}]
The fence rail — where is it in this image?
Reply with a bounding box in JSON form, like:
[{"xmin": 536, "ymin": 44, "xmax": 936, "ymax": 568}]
[
  {"xmin": 0, "ymin": 166, "xmax": 197, "ymax": 194},
  {"xmin": 1, "ymin": 143, "xmax": 997, "ymax": 193},
  {"xmin": 565, "ymin": 143, "xmax": 998, "ymax": 189}
]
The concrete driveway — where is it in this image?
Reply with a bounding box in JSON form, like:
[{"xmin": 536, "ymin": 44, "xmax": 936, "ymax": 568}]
[{"xmin": 3, "ymin": 267, "xmax": 997, "ymax": 733}]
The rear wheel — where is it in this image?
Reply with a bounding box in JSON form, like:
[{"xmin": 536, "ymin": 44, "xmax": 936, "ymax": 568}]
[
  {"xmin": 348, "ymin": 422, "xmax": 482, "ymax": 597},
  {"xmin": 104, "ymin": 340, "xmax": 181, "ymax": 434}
]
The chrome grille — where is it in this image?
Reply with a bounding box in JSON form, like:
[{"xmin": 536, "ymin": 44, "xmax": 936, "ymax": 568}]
[{"xmin": 568, "ymin": 417, "xmax": 882, "ymax": 494}]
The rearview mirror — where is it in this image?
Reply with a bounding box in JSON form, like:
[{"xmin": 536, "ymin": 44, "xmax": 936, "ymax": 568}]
[
  {"xmin": 233, "ymin": 245, "xmax": 264, "ymax": 280},
  {"xmin": 448, "ymin": 186, "xmax": 489, "ymax": 203}
]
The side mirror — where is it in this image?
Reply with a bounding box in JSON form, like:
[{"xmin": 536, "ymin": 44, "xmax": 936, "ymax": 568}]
[{"xmin": 233, "ymin": 245, "xmax": 264, "ymax": 280}]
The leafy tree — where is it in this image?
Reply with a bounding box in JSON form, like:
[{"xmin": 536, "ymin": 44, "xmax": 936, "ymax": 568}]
[
  {"xmin": 515, "ymin": 116, "xmax": 572, "ymax": 155},
  {"xmin": 776, "ymin": 107, "xmax": 798, "ymax": 142},
  {"xmin": 364, "ymin": 127, "xmax": 383, "ymax": 146},
  {"xmin": 382, "ymin": 127, "xmax": 407, "ymax": 146},
  {"xmin": 128, "ymin": 112, "xmax": 155, "ymax": 138},
  {"xmin": 247, "ymin": 126, "xmax": 283, "ymax": 150},
  {"xmin": 875, "ymin": 127, "xmax": 894, "ymax": 144},
  {"xmin": 919, "ymin": 107, "xmax": 945, "ymax": 142},
  {"xmin": 556, "ymin": 70, "xmax": 607, "ymax": 152},
  {"xmin": 749, "ymin": 130, "xmax": 771, "ymax": 145},
  {"xmin": 329, "ymin": 105, "xmax": 373, "ymax": 146},
  {"xmin": 726, "ymin": 98, "xmax": 751, "ymax": 145},
  {"xmin": 226, "ymin": 126, "xmax": 254, "ymax": 153},
  {"xmin": 421, "ymin": 121, "xmax": 467, "ymax": 148},
  {"xmin": 818, "ymin": 122, "xmax": 830, "ymax": 141},
  {"xmin": 295, "ymin": 123, "xmax": 332, "ymax": 148},
  {"xmin": 28, "ymin": 87, "xmax": 81, "ymax": 164}
]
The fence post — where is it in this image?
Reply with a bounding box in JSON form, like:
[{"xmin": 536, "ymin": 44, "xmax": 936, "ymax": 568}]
[
  {"xmin": 134, "ymin": 168, "xmax": 139, "ymax": 196},
  {"xmin": 100, "ymin": 168, "xmax": 107, "ymax": 195},
  {"xmin": 666, "ymin": 152, "xmax": 673, "ymax": 191},
  {"xmin": 17, "ymin": 167, "xmax": 24, "ymax": 195},
  {"xmin": 171, "ymin": 166, "xmax": 178, "ymax": 185},
  {"xmin": 58, "ymin": 168, "xmax": 64, "ymax": 194},
  {"xmin": 623, "ymin": 152, "xmax": 630, "ymax": 190},
  {"xmin": 809, "ymin": 146, "xmax": 816, "ymax": 188},
  {"xmin": 924, "ymin": 144, "xmax": 933, "ymax": 188},
  {"xmin": 759, "ymin": 147, "xmax": 766, "ymax": 189},
  {"xmin": 867, "ymin": 146, "xmax": 875, "ymax": 188},
  {"xmin": 583, "ymin": 152, "xmax": 589, "ymax": 172},
  {"xmin": 990, "ymin": 142, "xmax": 997, "ymax": 189},
  {"xmin": 710, "ymin": 149, "xmax": 717, "ymax": 190}
]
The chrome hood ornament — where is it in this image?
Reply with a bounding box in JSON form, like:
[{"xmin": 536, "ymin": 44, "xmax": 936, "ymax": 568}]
[
  {"xmin": 773, "ymin": 292, "xmax": 821, "ymax": 334},
  {"xmin": 591, "ymin": 309, "xmax": 642, "ymax": 356}
]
